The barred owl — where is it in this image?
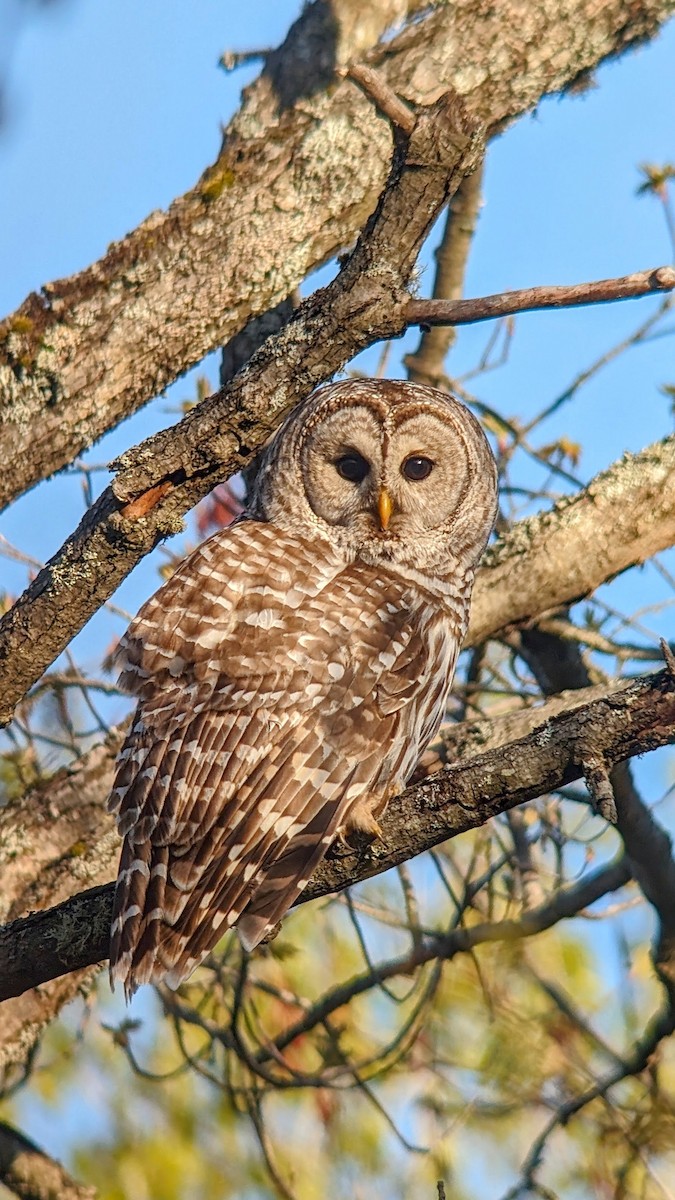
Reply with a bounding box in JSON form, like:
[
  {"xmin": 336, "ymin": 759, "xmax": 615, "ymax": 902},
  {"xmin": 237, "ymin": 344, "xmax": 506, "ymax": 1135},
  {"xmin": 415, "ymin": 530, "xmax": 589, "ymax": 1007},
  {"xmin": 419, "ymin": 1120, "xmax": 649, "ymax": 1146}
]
[{"xmin": 108, "ymin": 379, "xmax": 498, "ymax": 996}]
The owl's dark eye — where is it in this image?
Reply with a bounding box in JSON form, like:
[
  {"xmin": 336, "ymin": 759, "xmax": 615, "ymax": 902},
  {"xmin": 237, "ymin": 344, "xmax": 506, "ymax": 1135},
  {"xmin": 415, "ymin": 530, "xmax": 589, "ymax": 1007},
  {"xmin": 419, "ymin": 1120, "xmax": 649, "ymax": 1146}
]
[
  {"xmin": 402, "ymin": 455, "xmax": 434, "ymax": 482},
  {"xmin": 335, "ymin": 452, "xmax": 370, "ymax": 484}
]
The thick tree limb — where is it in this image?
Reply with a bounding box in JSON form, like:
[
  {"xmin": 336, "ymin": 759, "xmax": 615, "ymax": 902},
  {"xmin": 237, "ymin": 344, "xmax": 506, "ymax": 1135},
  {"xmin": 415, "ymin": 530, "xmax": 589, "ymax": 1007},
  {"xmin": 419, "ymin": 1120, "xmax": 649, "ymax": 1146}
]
[
  {"xmin": 0, "ymin": 734, "xmax": 123, "ymax": 1089},
  {"xmin": 465, "ymin": 434, "xmax": 675, "ymax": 646},
  {"xmin": 1, "ymin": 666, "xmax": 673, "ymax": 1003},
  {"xmin": 0, "ymin": 680, "xmax": 628, "ymax": 1079},
  {"xmin": 0, "ymin": 732, "xmax": 124, "ymax": 926},
  {"xmin": 0, "ymin": 968, "xmax": 101, "ymax": 1092},
  {"xmin": 0, "ymin": 684, "xmax": 632, "ymax": 932},
  {"xmin": 0, "ymin": 1120, "xmax": 96, "ymax": 1200},
  {"xmin": 109, "ymin": 91, "xmax": 484, "ymax": 503},
  {"xmin": 1, "ymin": 0, "xmax": 673, "ymax": 509}
]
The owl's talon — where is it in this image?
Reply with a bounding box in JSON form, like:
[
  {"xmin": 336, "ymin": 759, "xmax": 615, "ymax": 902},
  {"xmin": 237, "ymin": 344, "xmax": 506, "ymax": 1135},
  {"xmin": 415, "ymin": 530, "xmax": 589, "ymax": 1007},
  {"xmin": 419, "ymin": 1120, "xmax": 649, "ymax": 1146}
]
[
  {"xmin": 330, "ymin": 829, "xmax": 355, "ymax": 857},
  {"xmin": 364, "ymin": 816, "xmax": 384, "ymax": 841}
]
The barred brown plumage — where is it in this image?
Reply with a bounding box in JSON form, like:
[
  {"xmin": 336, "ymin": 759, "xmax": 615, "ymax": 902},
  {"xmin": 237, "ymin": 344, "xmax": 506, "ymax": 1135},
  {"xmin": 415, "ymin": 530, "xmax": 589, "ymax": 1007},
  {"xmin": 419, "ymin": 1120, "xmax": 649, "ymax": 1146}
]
[{"xmin": 107, "ymin": 380, "xmax": 498, "ymax": 996}]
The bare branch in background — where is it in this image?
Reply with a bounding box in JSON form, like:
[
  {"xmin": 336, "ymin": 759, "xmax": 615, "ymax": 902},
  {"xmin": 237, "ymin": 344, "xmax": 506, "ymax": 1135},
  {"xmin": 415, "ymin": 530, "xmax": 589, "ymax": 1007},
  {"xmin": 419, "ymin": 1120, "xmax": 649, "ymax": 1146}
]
[
  {"xmin": 406, "ymin": 265, "xmax": 675, "ymax": 328},
  {"xmin": 466, "ymin": 434, "xmax": 675, "ymax": 647},
  {"xmin": 505, "ymin": 622, "xmax": 675, "ymax": 1195}
]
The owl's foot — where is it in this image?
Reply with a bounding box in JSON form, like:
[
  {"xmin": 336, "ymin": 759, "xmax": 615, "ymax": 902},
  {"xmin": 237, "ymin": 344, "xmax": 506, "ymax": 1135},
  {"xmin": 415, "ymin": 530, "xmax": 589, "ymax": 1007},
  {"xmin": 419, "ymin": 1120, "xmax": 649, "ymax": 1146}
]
[
  {"xmin": 332, "ymin": 820, "xmax": 382, "ymax": 855},
  {"xmin": 335, "ymin": 778, "xmax": 405, "ymax": 853},
  {"xmin": 345, "ymin": 811, "xmax": 384, "ymax": 842},
  {"xmin": 334, "ymin": 823, "xmax": 385, "ymax": 864}
]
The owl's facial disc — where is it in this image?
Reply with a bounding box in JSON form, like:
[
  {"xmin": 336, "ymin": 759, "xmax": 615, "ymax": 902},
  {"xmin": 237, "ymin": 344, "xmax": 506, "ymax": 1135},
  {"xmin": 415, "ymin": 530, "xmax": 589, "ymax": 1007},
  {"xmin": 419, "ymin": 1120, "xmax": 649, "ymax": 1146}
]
[
  {"xmin": 300, "ymin": 404, "xmax": 471, "ymax": 546},
  {"xmin": 252, "ymin": 379, "xmax": 497, "ymax": 575}
]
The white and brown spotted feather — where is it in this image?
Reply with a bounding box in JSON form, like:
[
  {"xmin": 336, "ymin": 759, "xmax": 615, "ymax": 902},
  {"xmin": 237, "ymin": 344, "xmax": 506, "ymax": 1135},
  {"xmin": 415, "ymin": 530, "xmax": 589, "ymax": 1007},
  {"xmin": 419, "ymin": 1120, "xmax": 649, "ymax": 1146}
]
[{"xmin": 108, "ymin": 380, "xmax": 498, "ymax": 996}]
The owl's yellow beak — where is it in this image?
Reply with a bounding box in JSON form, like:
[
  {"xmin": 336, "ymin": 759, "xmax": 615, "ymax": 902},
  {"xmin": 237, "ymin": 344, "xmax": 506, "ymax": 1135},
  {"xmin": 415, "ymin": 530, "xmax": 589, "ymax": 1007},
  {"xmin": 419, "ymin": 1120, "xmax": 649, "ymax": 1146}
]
[{"xmin": 377, "ymin": 488, "xmax": 394, "ymax": 531}]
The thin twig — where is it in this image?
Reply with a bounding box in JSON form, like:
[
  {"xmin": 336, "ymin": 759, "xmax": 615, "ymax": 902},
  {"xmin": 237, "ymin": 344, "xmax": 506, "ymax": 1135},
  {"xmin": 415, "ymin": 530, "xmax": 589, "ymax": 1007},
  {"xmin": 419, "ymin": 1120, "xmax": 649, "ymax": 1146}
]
[
  {"xmin": 263, "ymin": 856, "xmax": 631, "ymax": 1062},
  {"xmin": 500, "ymin": 997, "xmax": 675, "ymax": 1200}
]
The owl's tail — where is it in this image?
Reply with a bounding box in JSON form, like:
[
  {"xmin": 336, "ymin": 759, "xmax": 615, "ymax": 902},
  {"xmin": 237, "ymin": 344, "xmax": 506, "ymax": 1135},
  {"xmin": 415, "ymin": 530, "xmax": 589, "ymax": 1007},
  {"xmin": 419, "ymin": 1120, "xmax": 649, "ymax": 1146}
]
[
  {"xmin": 110, "ymin": 800, "xmax": 346, "ymax": 997},
  {"xmin": 109, "ymin": 837, "xmax": 170, "ymax": 1000}
]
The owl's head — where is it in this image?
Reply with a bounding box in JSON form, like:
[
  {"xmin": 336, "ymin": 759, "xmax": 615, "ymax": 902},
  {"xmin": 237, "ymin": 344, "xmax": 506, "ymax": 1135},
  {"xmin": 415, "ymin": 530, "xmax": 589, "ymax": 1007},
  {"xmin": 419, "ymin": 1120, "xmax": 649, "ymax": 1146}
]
[{"xmin": 251, "ymin": 380, "xmax": 498, "ymax": 574}]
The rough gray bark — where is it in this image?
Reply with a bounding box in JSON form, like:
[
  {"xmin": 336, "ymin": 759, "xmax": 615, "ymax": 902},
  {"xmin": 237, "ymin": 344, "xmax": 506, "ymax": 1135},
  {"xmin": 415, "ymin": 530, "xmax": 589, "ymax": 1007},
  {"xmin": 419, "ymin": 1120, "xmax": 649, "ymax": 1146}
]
[
  {"xmin": 0, "ymin": 1121, "xmax": 96, "ymax": 1200},
  {"xmin": 0, "ymin": 968, "xmax": 101, "ymax": 1092},
  {"xmin": 466, "ymin": 435, "xmax": 675, "ymax": 645},
  {"xmin": 1, "ymin": 0, "xmax": 673, "ymax": 510},
  {"xmin": 0, "ymin": 731, "xmax": 124, "ymax": 927},
  {"xmin": 0, "ymin": 736, "xmax": 122, "ymax": 1089}
]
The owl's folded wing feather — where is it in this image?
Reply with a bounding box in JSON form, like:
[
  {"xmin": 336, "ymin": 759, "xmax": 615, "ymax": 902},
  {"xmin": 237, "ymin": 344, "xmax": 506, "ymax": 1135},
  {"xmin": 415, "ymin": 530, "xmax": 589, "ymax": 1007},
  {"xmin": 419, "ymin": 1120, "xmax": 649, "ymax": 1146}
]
[{"xmin": 108, "ymin": 521, "xmax": 449, "ymax": 996}]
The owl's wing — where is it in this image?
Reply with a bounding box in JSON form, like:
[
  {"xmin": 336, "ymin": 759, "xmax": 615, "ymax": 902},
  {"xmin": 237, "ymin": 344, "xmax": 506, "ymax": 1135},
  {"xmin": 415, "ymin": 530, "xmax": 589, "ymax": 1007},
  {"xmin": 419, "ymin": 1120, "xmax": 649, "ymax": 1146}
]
[{"xmin": 108, "ymin": 521, "xmax": 450, "ymax": 995}]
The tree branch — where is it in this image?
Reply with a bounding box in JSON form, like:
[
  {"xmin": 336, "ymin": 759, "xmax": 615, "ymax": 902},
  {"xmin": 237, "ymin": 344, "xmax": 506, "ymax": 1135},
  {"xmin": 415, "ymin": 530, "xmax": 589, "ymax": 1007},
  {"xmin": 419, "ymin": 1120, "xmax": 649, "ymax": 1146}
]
[
  {"xmin": 0, "ymin": 968, "xmax": 101, "ymax": 1094},
  {"xmin": 500, "ymin": 990, "xmax": 675, "ymax": 1200},
  {"xmin": 0, "ymin": 1121, "xmax": 96, "ymax": 1200},
  {"xmin": 156, "ymin": 851, "xmax": 632, "ymax": 1079},
  {"xmin": 405, "ymin": 266, "xmax": 675, "ymax": 327},
  {"xmin": 254, "ymin": 855, "xmax": 632, "ymax": 1063},
  {"xmin": 0, "ymin": 678, "xmax": 629, "ymax": 1078},
  {"xmin": 465, "ymin": 434, "xmax": 675, "ymax": 647},
  {"xmin": 2, "ymin": 0, "xmax": 673, "ymax": 509},
  {"xmin": 1, "ymin": 666, "xmax": 673, "ymax": 1002},
  {"xmin": 344, "ymin": 64, "xmax": 416, "ymax": 134},
  {"xmin": 0, "ymin": 733, "xmax": 124, "ymax": 1088},
  {"xmin": 518, "ymin": 626, "xmax": 675, "ymax": 989}
]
